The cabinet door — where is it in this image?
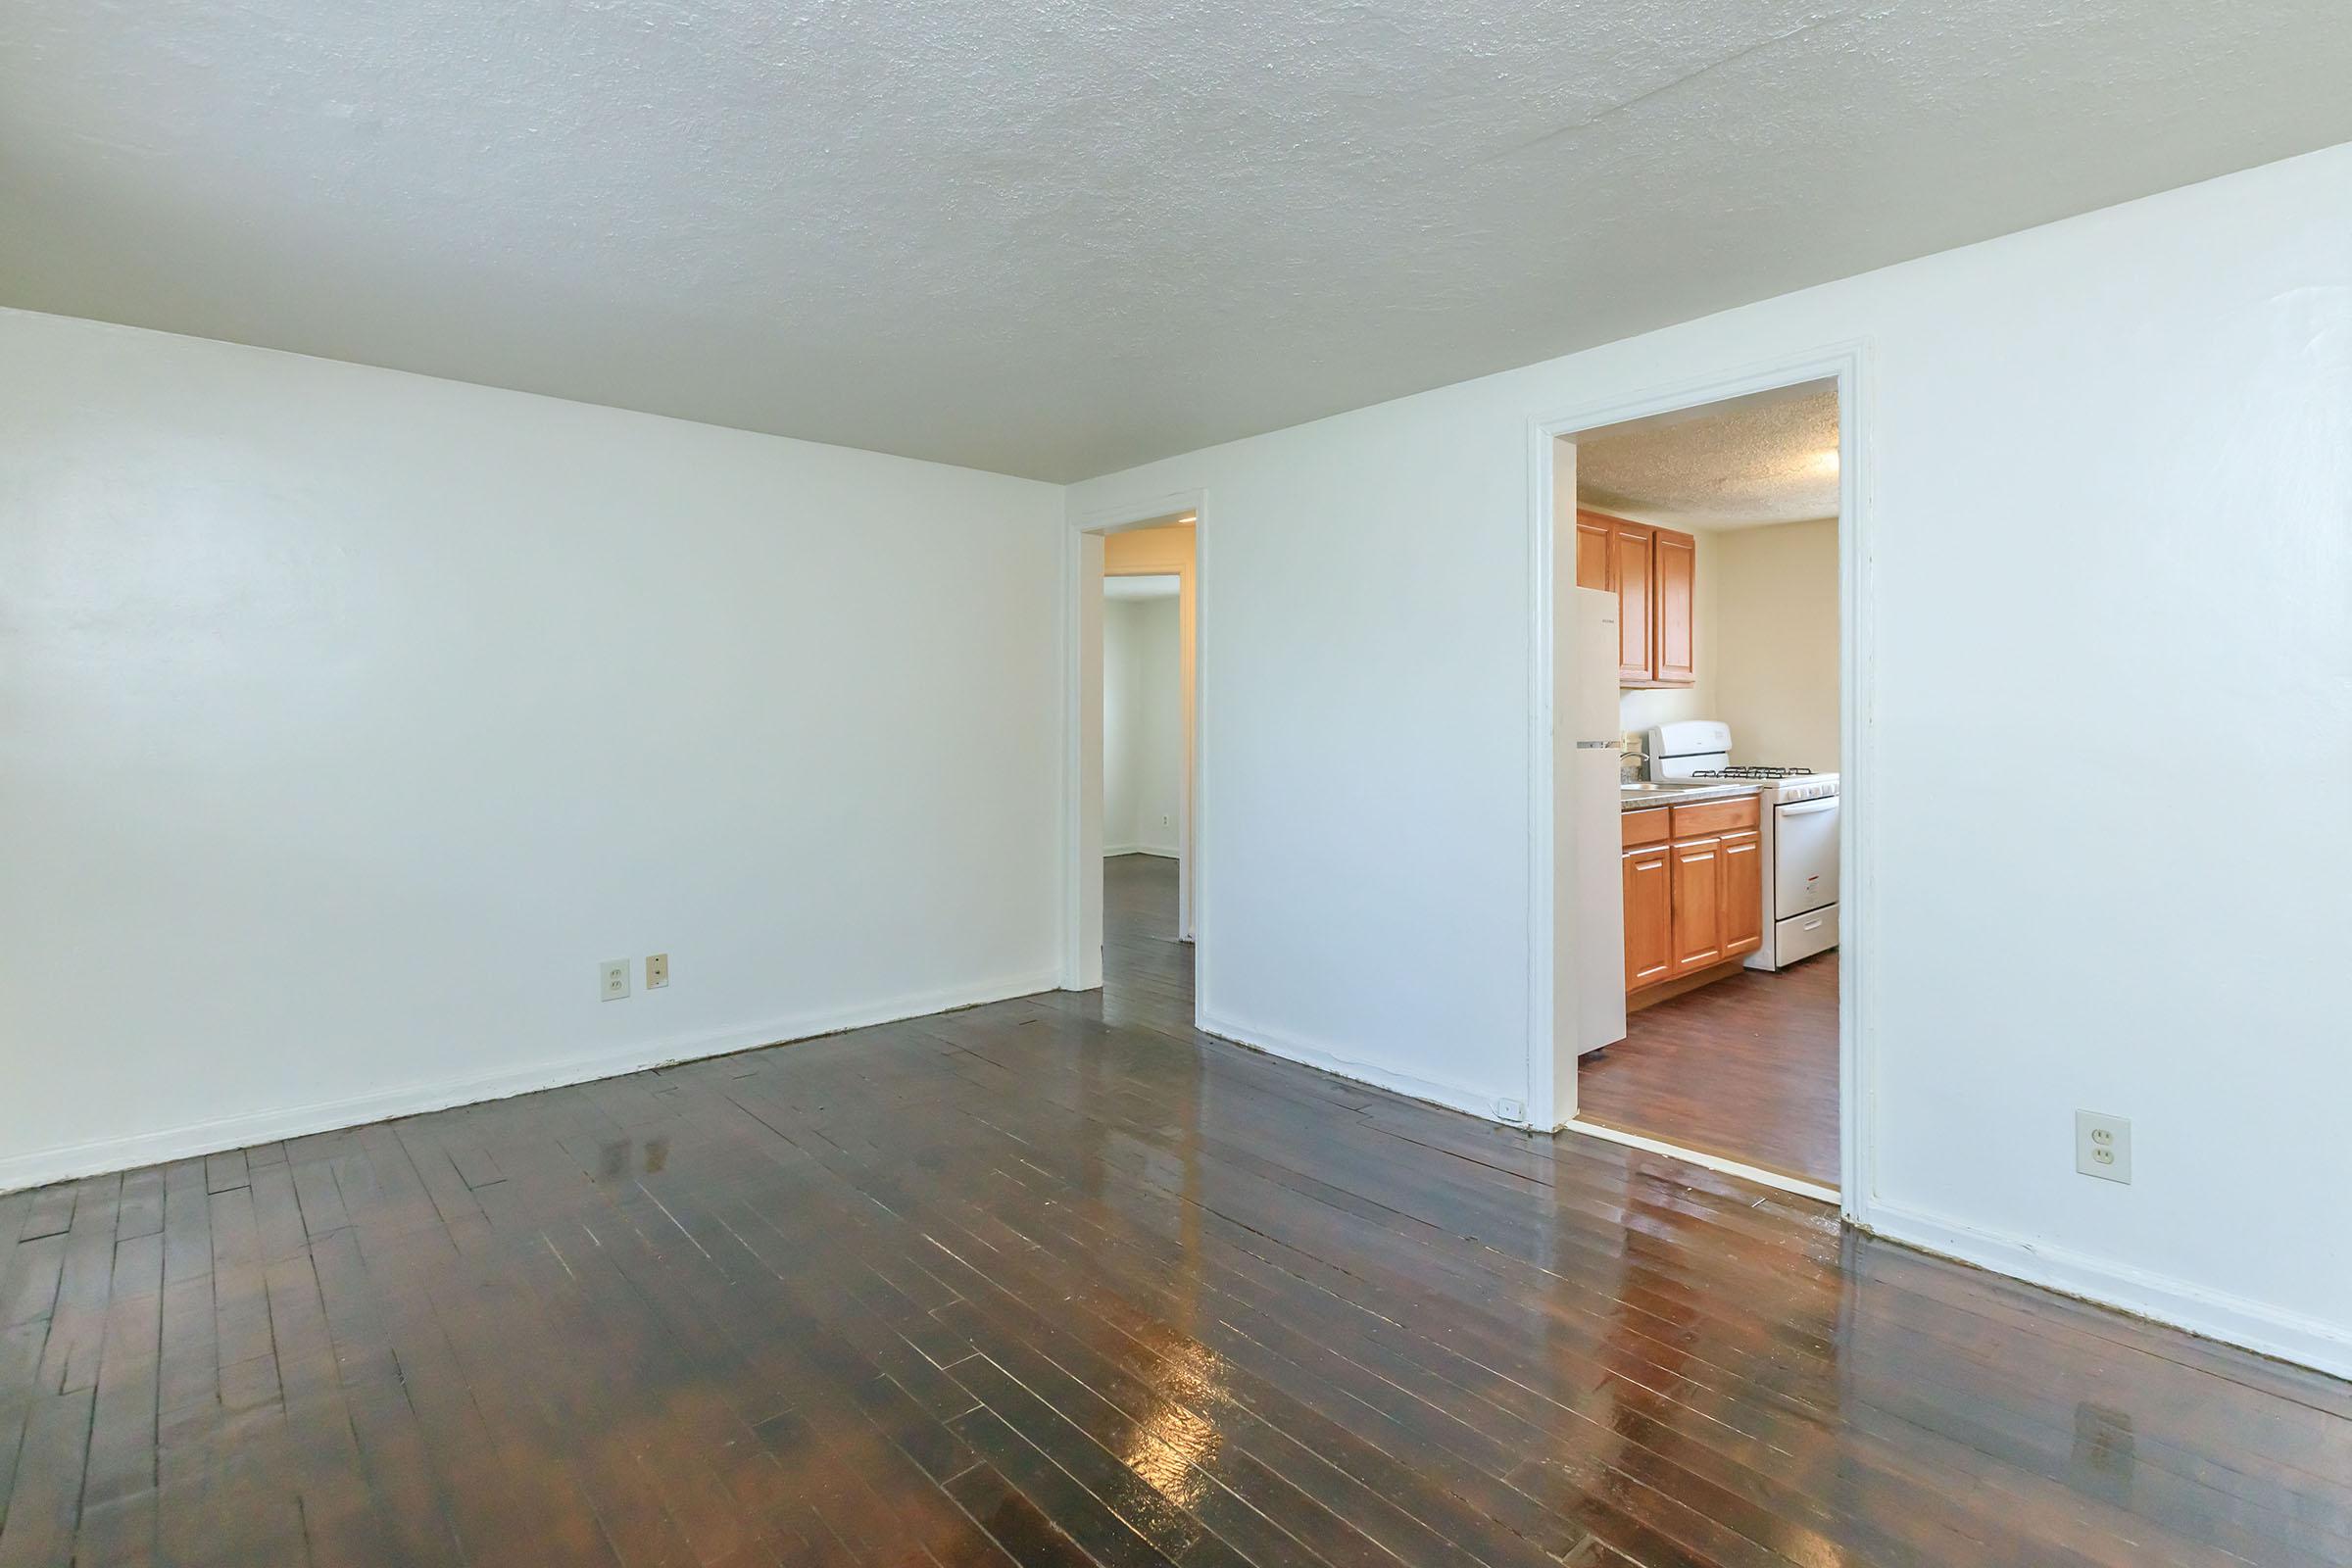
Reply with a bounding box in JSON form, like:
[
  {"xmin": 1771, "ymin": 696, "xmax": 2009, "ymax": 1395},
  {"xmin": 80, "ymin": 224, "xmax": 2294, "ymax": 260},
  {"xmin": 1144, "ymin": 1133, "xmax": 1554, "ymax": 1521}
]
[
  {"xmin": 1573, "ymin": 511, "xmax": 1612, "ymax": 592},
  {"xmin": 1611, "ymin": 522, "xmax": 1655, "ymax": 682},
  {"xmin": 1669, "ymin": 835, "xmax": 1724, "ymax": 974},
  {"xmin": 1652, "ymin": 527, "xmax": 1695, "ymax": 684},
  {"xmin": 1623, "ymin": 847, "xmax": 1674, "ymax": 991},
  {"xmin": 1719, "ymin": 828, "xmax": 1763, "ymax": 958}
]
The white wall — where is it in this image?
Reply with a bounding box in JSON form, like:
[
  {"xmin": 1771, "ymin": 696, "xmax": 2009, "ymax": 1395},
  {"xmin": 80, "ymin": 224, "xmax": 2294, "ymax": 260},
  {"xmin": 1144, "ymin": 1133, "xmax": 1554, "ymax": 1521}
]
[
  {"xmin": 1713, "ymin": 518, "xmax": 1839, "ymax": 770},
  {"xmin": 1103, "ymin": 595, "xmax": 1183, "ymax": 856},
  {"xmin": 1068, "ymin": 142, "xmax": 2352, "ymax": 1373},
  {"xmin": 0, "ymin": 309, "xmax": 1065, "ymax": 1191}
]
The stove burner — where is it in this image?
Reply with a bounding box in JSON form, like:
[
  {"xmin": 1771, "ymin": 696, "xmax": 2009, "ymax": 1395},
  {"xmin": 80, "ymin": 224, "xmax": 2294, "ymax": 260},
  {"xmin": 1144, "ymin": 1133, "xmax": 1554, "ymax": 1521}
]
[{"xmin": 1690, "ymin": 765, "xmax": 1816, "ymax": 779}]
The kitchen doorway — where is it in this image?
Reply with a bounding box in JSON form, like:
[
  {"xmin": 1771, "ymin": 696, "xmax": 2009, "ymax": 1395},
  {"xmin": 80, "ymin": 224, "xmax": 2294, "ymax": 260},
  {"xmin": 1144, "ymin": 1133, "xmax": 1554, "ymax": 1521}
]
[{"xmin": 1533, "ymin": 356, "xmax": 1864, "ymax": 1208}]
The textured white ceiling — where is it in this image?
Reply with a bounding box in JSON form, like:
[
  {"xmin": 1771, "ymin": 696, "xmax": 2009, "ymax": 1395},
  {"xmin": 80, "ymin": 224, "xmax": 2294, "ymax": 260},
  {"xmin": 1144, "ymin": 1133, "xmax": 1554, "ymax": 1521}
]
[
  {"xmin": 4, "ymin": 2, "xmax": 2348, "ymax": 481},
  {"xmin": 1576, "ymin": 381, "xmax": 1839, "ymax": 529}
]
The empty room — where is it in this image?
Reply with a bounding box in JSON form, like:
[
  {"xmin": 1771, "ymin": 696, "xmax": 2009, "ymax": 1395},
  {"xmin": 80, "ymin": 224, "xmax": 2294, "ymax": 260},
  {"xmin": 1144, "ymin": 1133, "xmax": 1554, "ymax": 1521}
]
[{"xmin": 4, "ymin": 4, "xmax": 2349, "ymax": 1566}]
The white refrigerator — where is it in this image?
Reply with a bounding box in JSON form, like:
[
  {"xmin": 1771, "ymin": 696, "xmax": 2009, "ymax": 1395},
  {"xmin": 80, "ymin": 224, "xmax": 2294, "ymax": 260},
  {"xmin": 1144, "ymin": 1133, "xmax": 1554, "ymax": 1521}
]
[{"xmin": 1555, "ymin": 587, "xmax": 1627, "ymax": 1120}]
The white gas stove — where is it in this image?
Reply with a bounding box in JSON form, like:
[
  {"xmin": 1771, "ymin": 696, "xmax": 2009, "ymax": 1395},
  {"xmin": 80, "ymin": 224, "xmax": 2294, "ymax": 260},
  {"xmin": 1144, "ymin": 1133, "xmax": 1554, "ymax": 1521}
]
[{"xmin": 1647, "ymin": 721, "xmax": 1839, "ymax": 970}]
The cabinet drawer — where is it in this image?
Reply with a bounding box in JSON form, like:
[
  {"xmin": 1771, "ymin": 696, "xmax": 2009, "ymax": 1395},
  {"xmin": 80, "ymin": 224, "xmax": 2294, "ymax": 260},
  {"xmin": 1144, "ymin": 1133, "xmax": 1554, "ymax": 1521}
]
[
  {"xmin": 1670, "ymin": 796, "xmax": 1759, "ymax": 839},
  {"xmin": 1622, "ymin": 808, "xmax": 1671, "ymax": 848}
]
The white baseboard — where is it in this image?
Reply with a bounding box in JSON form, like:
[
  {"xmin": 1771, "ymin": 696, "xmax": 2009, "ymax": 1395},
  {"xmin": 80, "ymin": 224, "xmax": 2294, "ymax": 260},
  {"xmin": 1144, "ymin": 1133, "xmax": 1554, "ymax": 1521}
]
[
  {"xmin": 1196, "ymin": 1009, "xmax": 1512, "ymax": 1124},
  {"xmin": 0, "ymin": 967, "xmax": 1061, "ymax": 1196},
  {"xmin": 1104, "ymin": 844, "xmax": 1179, "ymax": 859},
  {"xmin": 1859, "ymin": 1197, "xmax": 2352, "ymax": 1382}
]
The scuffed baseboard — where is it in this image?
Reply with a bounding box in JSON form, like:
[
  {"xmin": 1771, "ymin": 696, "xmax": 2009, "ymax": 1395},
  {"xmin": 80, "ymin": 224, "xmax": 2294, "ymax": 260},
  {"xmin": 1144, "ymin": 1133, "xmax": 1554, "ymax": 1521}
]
[
  {"xmin": 1195, "ymin": 1008, "xmax": 1509, "ymax": 1124},
  {"xmin": 1858, "ymin": 1197, "xmax": 2352, "ymax": 1382},
  {"xmin": 0, "ymin": 968, "xmax": 1061, "ymax": 1195}
]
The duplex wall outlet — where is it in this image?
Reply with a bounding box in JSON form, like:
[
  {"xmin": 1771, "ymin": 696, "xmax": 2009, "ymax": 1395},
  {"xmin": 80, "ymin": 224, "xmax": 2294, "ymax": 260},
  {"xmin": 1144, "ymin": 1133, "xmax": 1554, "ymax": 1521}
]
[
  {"xmin": 599, "ymin": 959, "xmax": 630, "ymax": 1002},
  {"xmin": 2075, "ymin": 1110, "xmax": 2131, "ymax": 1183},
  {"xmin": 646, "ymin": 954, "xmax": 669, "ymax": 989}
]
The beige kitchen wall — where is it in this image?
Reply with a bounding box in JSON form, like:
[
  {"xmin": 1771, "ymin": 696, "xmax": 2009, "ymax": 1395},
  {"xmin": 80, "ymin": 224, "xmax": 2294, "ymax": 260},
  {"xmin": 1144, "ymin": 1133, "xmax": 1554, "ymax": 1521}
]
[{"xmin": 1713, "ymin": 517, "xmax": 1839, "ymax": 769}]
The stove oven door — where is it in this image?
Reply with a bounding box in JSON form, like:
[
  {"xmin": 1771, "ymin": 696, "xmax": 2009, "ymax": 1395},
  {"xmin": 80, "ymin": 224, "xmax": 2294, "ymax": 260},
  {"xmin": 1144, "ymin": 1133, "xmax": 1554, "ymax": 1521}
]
[{"xmin": 1774, "ymin": 797, "xmax": 1839, "ymax": 917}]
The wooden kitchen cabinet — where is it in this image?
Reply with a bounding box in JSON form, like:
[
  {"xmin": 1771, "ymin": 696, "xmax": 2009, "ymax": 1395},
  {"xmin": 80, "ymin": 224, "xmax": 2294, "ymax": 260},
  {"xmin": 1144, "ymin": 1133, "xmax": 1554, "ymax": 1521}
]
[
  {"xmin": 1622, "ymin": 843, "xmax": 1674, "ymax": 991},
  {"xmin": 1624, "ymin": 797, "xmax": 1762, "ymax": 1000},
  {"xmin": 1610, "ymin": 519, "xmax": 1654, "ymax": 682},
  {"xmin": 1669, "ymin": 836, "xmax": 1725, "ymax": 974},
  {"xmin": 1720, "ymin": 828, "xmax": 1763, "ymax": 959},
  {"xmin": 1576, "ymin": 508, "xmax": 1695, "ymax": 687},
  {"xmin": 1574, "ymin": 512, "xmax": 1611, "ymax": 593},
  {"xmin": 1652, "ymin": 527, "xmax": 1696, "ymax": 683}
]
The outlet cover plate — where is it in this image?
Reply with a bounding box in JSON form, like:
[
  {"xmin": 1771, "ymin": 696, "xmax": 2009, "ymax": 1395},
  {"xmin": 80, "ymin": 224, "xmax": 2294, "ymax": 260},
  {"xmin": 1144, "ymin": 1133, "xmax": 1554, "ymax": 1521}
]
[
  {"xmin": 646, "ymin": 954, "xmax": 669, "ymax": 989},
  {"xmin": 2075, "ymin": 1109, "xmax": 2131, "ymax": 1183},
  {"xmin": 600, "ymin": 959, "xmax": 630, "ymax": 1002}
]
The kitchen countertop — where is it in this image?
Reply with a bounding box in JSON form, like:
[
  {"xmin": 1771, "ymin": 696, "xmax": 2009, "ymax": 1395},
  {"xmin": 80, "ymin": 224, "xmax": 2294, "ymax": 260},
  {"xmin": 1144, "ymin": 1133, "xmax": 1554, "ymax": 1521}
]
[{"xmin": 1619, "ymin": 780, "xmax": 1765, "ymax": 811}]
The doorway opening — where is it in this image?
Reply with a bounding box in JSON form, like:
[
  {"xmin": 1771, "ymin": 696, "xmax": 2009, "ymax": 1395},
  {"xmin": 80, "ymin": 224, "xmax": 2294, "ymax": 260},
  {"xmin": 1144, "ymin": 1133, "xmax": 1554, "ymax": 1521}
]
[
  {"xmin": 1536, "ymin": 364, "xmax": 1859, "ymax": 1206},
  {"xmin": 1063, "ymin": 504, "xmax": 1200, "ymax": 1011},
  {"xmin": 1102, "ymin": 570, "xmax": 1186, "ymax": 987}
]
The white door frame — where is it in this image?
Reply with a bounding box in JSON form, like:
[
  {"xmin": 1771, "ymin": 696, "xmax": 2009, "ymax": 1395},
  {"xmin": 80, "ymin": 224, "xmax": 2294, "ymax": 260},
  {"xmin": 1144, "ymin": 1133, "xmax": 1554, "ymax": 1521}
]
[
  {"xmin": 1059, "ymin": 488, "xmax": 1208, "ymax": 1020},
  {"xmin": 1525, "ymin": 342, "xmax": 1874, "ymax": 1215}
]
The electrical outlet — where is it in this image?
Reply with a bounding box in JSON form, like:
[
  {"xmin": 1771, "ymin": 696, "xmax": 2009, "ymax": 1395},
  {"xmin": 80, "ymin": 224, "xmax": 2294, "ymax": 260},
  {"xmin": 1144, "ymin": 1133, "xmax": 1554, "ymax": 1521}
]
[
  {"xmin": 646, "ymin": 954, "xmax": 669, "ymax": 989},
  {"xmin": 599, "ymin": 959, "xmax": 630, "ymax": 1002},
  {"xmin": 1495, "ymin": 1098, "xmax": 1525, "ymax": 1123},
  {"xmin": 2075, "ymin": 1110, "xmax": 2131, "ymax": 1183}
]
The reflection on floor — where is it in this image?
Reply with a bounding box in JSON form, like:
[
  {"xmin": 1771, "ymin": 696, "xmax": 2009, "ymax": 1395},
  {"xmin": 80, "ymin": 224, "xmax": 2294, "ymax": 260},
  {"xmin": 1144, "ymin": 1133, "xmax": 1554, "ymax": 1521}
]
[
  {"xmin": 3, "ymin": 876, "xmax": 2342, "ymax": 1565},
  {"xmin": 1578, "ymin": 951, "xmax": 1839, "ymax": 1188}
]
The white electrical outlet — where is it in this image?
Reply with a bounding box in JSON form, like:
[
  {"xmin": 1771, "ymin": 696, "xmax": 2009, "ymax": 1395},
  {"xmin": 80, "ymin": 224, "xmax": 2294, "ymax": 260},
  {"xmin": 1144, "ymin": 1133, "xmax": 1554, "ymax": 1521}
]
[
  {"xmin": 646, "ymin": 954, "xmax": 669, "ymax": 989},
  {"xmin": 2075, "ymin": 1110, "xmax": 2131, "ymax": 1183},
  {"xmin": 599, "ymin": 959, "xmax": 630, "ymax": 1002},
  {"xmin": 1495, "ymin": 1098, "xmax": 1525, "ymax": 1122}
]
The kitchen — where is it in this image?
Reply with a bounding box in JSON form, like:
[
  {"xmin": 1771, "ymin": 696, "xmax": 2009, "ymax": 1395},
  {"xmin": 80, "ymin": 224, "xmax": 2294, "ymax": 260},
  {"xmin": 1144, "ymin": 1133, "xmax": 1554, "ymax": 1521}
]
[{"xmin": 1559, "ymin": 380, "xmax": 1844, "ymax": 1191}]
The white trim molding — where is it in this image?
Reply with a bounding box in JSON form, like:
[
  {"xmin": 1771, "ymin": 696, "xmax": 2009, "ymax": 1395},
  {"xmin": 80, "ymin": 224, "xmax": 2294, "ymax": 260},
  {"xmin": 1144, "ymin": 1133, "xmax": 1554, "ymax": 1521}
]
[
  {"xmin": 1861, "ymin": 1198, "xmax": 2352, "ymax": 1383},
  {"xmin": 0, "ymin": 968, "xmax": 1060, "ymax": 1196},
  {"xmin": 1198, "ymin": 1010, "xmax": 1518, "ymax": 1125},
  {"xmin": 1523, "ymin": 340, "xmax": 1875, "ymax": 1221}
]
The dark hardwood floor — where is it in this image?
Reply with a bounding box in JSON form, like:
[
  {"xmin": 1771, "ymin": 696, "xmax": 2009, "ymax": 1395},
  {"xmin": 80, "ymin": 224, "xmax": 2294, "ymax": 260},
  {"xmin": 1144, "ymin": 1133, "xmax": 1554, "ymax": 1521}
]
[
  {"xmin": 1578, "ymin": 954, "xmax": 1840, "ymax": 1189},
  {"xmin": 2, "ymin": 854, "xmax": 2347, "ymax": 1565}
]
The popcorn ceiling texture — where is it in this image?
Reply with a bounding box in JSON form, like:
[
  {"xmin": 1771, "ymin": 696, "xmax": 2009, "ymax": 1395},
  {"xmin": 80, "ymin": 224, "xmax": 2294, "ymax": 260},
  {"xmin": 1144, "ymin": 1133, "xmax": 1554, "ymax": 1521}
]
[
  {"xmin": 1577, "ymin": 382, "xmax": 1840, "ymax": 530},
  {"xmin": 3, "ymin": 0, "xmax": 2348, "ymax": 480}
]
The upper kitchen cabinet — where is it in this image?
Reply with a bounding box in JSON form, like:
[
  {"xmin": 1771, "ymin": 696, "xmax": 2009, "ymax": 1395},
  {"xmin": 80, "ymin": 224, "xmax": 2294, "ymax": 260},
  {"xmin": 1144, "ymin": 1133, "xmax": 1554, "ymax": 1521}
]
[
  {"xmin": 1573, "ymin": 512, "xmax": 1611, "ymax": 596},
  {"xmin": 1651, "ymin": 527, "xmax": 1695, "ymax": 682},
  {"xmin": 1576, "ymin": 508, "xmax": 1696, "ymax": 687}
]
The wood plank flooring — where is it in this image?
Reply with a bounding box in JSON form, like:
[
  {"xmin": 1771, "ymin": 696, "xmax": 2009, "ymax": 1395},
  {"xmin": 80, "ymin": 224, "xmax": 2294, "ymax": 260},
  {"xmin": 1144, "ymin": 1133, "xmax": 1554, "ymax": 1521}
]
[
  {"xmin": 3, "ymin": 855, "xmax": 2347, "ymax": 1565},
  {"xmin": 1578, "ymin": 954, "xmax": 1839, "ymax": 1188}
]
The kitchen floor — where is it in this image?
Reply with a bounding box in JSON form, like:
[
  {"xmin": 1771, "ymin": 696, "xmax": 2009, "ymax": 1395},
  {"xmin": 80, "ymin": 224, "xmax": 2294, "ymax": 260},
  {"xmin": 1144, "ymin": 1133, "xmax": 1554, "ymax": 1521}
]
[{"xmin": 1578, "ymin": 951, "xmax": 1839, "ymax": 1188}]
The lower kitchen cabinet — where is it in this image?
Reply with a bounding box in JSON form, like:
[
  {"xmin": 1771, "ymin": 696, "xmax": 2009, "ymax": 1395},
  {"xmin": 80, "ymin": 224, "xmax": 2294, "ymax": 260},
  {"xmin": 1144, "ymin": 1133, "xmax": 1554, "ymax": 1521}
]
[
  {"xmin": 1623, "ymin": 844, "xmax": 1674, "ymax": 990},
  {"xmin": 1623, "ymin": 799, "xmax": 1764, "ymax": 999},
  {"xmin": 1670, "ymin": 835, "xmax": 1724, "ymax": 973},
  {"xmin": 1720, "ymin": 828, "xmax": 1764, "ymax": 958}
]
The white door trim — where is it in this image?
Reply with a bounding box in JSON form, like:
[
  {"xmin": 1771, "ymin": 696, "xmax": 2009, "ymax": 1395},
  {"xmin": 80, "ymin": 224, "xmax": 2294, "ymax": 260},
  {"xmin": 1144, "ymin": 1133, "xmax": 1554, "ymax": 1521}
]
[{"xmin": 1524, "ymin": 340, "xmax": 1876, "ymax": 1222}]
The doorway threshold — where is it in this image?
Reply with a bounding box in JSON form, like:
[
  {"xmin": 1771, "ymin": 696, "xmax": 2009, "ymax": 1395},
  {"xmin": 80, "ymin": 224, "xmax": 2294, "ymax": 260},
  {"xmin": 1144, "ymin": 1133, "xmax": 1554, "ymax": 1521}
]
[{"xmin": 1563, "ymin": 1117, "xmax": 1839, "ymax": 1205}]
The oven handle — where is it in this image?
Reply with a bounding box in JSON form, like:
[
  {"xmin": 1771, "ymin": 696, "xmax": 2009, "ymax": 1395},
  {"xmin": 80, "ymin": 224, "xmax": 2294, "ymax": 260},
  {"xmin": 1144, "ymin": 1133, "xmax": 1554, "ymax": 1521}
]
[{"xmin": 1778, "ymin": 799, "xmax": 1839, "ymax": 815}]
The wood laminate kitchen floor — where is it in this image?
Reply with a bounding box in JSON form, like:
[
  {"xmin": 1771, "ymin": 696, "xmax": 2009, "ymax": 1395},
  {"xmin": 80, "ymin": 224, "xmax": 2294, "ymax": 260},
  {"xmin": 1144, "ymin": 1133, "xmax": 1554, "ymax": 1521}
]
[
  {"xmin": 1578, "ymin": 954, "xmax": 1840, "ymax": 1189},
  {"xmin": 2, "ymin": 858, "xmax": 2345, "ymax": 1566}
]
